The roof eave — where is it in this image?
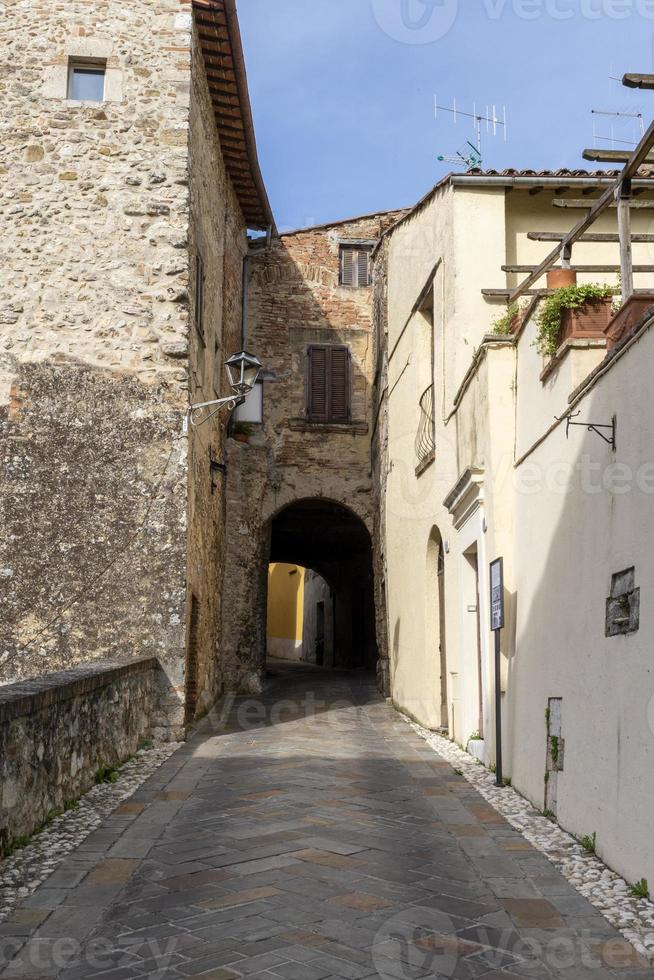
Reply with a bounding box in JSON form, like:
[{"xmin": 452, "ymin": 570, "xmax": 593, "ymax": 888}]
[{"xmin": 192, "ymin": 0, "xmax": 275, "ymax": 232}]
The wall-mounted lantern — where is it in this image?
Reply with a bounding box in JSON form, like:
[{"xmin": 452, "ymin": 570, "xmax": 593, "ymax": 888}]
[
  {"xmin": 224, "ymin": 350, "xmax": 262, "ymax": 396},
  {"xmin": 184, "ymin": 350, "xmax": 262, "ymax": 433}
]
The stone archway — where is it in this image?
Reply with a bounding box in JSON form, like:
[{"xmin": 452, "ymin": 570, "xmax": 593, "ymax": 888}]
[{"xmin": 266, "ymin": 498, "xmax": 378, "ymax": 673}]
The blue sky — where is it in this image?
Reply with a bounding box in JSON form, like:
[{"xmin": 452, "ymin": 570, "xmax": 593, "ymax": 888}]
[{"xmin": 237, "ymin": 0, "xmax": 652, "ymax": 231}]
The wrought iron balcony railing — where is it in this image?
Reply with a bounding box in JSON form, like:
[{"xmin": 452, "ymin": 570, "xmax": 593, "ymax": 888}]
[{"xmin": 415, "ymin": 384, "xmax": 436, "ymax": 464}]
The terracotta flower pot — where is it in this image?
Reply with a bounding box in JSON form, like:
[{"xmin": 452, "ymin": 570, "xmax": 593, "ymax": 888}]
[
  {"xmin": 232, "ymin": 431, "xmax": 249, "ymax": 444},
  {"xmin": 559, "ymin": 297, "xmax": 613, "ymax": 344},
  {"xmin": 547, "ymin": 268, "xmax": 577, "ymax": 290},
  {"xmin": 605, "ymin": 293, "xmax": 654, "ymax": 351}
]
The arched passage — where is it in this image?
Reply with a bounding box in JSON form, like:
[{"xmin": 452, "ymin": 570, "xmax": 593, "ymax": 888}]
[{"xmin": 266, "ymin": 499, "xmax": 378, "ymax": 671}]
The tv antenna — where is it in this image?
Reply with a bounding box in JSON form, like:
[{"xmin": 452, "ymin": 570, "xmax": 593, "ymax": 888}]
[
  {"xmin": 591, "ymin": 107, "xmax": 644, "ymax": 149},
  {"xmin": 435, "ymin": 96, "xmax": 508, "ymax": 170}
]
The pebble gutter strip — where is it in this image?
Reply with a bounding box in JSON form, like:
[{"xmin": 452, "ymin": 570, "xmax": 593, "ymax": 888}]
[
  {"xmin": 406, "ymin": 716, "xmax": 654, "ymax": 960},
  {"xmin": 0, "ymin": 742, "xmax": 179, "ymax": 924}
]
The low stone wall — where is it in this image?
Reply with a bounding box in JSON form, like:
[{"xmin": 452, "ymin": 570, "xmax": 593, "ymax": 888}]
[{"xmin": 0, "ymin": 658, "xmax": 165, "ymax": 854}]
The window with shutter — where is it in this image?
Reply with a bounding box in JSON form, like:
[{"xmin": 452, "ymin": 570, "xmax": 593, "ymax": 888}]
[
  {"xmin": 329, "ymin": 347, "xmax": 349, "ymax": 421},
  {"xmin": 308, "ymin": 345, "xmax": 328, "ymax": 420},
  {"xmin": 339, "ymin": 245, "xmax": 371, "ymax": 287},
  {"xmin": 307, "ymin": 345, "xmax": 351, "ymax": 422}
]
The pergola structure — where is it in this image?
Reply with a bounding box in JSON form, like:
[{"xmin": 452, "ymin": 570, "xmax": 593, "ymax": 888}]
[{"xmin": 484, "ymin": 72, "xmax": 654, "ymax": 307}]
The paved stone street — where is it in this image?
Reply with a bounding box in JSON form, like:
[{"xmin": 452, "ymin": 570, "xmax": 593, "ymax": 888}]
[{"xmin": 0, "ymin": 665, "xmax": 650, "ymax": 980}]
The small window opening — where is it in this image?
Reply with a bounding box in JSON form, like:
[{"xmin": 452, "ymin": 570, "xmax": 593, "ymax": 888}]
[
  {"xmin": 340, "ymin": 245, "xmax": 372, "ymax": 287},
  {"xmin": 67, "ymin": 59, "xmax": 107, "ymax": 102}
]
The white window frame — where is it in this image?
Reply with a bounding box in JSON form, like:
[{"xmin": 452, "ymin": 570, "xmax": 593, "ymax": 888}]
[{"xmin": 67, "ymin": 58, "xmax": 107, "ymax": 103}]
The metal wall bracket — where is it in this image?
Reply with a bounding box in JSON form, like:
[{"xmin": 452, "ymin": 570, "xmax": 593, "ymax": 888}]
[
  {"xmin": 209, "ymin": 449, "xmax": 227, "ymax": 495},
  {"xmin": 183, "ymin": 395, "xmax": 246, "ymax": 434},
  {"xmin": 555, "ymin": 411, "xmax": 616, "ymax": 451}
]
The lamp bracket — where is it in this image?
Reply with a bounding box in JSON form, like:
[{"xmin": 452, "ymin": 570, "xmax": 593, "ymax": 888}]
[
  {"xmin": 183, "ymin": 395, "xmax": 245, "ymax": 434},
  {"xmin": 555, "ymin": 411, "xmax": 616, "ymax": 451}
]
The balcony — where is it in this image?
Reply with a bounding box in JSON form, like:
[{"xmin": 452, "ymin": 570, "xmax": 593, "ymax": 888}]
[{"xmin": 415, "ymin": 384, "xmax": 436, "ymax": 474}]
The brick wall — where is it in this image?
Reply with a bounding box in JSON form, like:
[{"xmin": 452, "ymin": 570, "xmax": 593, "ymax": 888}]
[{"xmin": 219, "ymin": 213, "xmax": 405, "ymax": 690}]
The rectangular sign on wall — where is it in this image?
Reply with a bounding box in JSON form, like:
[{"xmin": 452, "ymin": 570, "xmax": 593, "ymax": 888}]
[{"xmin": 490, "ymin": 557, "xmax": 504, "ymax": 632}]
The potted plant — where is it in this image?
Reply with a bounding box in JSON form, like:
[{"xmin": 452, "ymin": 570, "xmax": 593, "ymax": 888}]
[
  {"xmin": 232, "ymin": 421, "xmax": 255, "ymax": 444},
  {"xmin": 536, "ymin": 283, "xmax": 614, "ymax": 357},
  {"xmin": 490, "ymin": 302, "xmax": 524, "ymax": 337}
]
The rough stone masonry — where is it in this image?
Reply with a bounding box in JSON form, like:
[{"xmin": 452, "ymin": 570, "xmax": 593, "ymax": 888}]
[{"xmin": 0, "ymin": 0, "xmax": 262, "ymax": 735}]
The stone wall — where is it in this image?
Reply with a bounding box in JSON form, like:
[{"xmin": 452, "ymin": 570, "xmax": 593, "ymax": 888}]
[
  {"xmin": 184, "ymin": 19, "xmax": 247, "ymax": 720},
  {"xmin": 0, "ymin": 658, "xmax": 164, "ymax": 854},
  {"xmin": 371, "ymin": 236, "xmax": 391, "ymax": 695},
  {"xmin": 219, "ymin": 213, "xmax": 404, "ymax": 691},
  {"xmin": 0, "ymin": 0, "xmax": 256, "ymax": 736},
  {"xmin": 0, "ymin": 0, "xmax": 193, "ymax": 733}
]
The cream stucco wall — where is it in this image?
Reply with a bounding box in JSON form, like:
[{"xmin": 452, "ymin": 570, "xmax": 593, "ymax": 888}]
[
  {"xmin": 384, "ymin": 186, "xmax": 508, "ymax": 736},
  {"xmin": 510, "ymin": 318, "xmax": 654, "ymax": 887},
  {"xmin": 382, "ymin": 173, "xmax": 654, "ymax": 889},
  {"xmin": 381, "ymin": 175, "xmax": 654, "ymax": 798}
]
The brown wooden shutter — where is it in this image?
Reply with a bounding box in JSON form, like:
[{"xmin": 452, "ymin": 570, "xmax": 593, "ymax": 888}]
[
  {"xmin": 308, "ymin": 346, "xmax": 328, "ymax": 420},
  {"xmin": 329, "ymin": 346, "xmax": 350, "ymax": 421},
  {"xmin": 357, "ymin": 248, "xmax": 370, "ymax": 287},
  {"xmin": 341, "ymin": 248, "xmax": 355, "ymax": 286},
  {"xmin": 307, "ymin": 346, "xmax": 350, "ymax": 422}
]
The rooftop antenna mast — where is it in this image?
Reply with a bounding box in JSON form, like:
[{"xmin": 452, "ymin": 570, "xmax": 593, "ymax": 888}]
[
  {"xmin": 591, "ymin": 107, "xmax": 644, "ymax": 149},
  {"xmin": 435, "ymin": 96, "xmax": 508, "ymax": 170}
]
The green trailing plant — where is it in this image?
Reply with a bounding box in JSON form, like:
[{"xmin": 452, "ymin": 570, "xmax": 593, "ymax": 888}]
[
  {"xmin": 491, "ymin": 303, "xmax": 520, "ymax": 336},
  {"xmin": 629, "ymin": 878, "xmax": 650, "ymax": 900},
  {"xmin": 536, "ymin": 283, "xmax": 614, "ymax": 356},
  {"xmin": 550, "ymin": 735, "xmax": 560, "ymax": 766},
  {"xmin": 233, "ymin": 420, "xmax": 256, "ymax": 437},
  {"xmin": 545, "ymin": 707, "xmax": 551, "ymax": 729},
  {"xmin": 580, "ymin": 831, "xmax": 597, "ymax": 854},
  {"xmin": 612, "ymin": 270, "xmax": 623, "ymax": 316},
  {"xmin": 542, "ymin": 808, "xmax": 556, "ymax": 822},
  {"xmin": 468, "ymin": 731, "xmax": 483, "ymax": 742},
  {"xmin": 95, "ymin": 761, "xmax": 123, "ymax": 785}
]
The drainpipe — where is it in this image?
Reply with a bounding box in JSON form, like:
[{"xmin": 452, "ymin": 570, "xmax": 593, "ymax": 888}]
[{"xmin": 241, "ymin": 254, "xmax": 249, "ymax": 348}]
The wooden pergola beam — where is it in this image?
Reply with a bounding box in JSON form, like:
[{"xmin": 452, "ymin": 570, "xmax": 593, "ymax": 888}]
[
  {"xmin": 553, "ymin": 198, "xmax": 654, "ymax": 209},
  {"xmin": 487, "ymin": 287, "xmax": 654, "ymax": 299},
  {"xmin": 503, "ymin": 264, "xmax": 654, "ymax": 274},
  {"xmin": 482, "ymin": 288, "xmax": 557, "ymax": 298},
  {"xmin": 623, "ymin": 73, "xmax": 654, "ymax": 90},
  {"xmin": 508, "ymin": 116, "xmax": 654, "ymax": 302},
  {"xmin": 583, "ymin": 148, "xmax": 654, "ymax": 165},
  {"xmin": 527, "ymin": 232, "xmax": 654, "ymax": 243}
]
